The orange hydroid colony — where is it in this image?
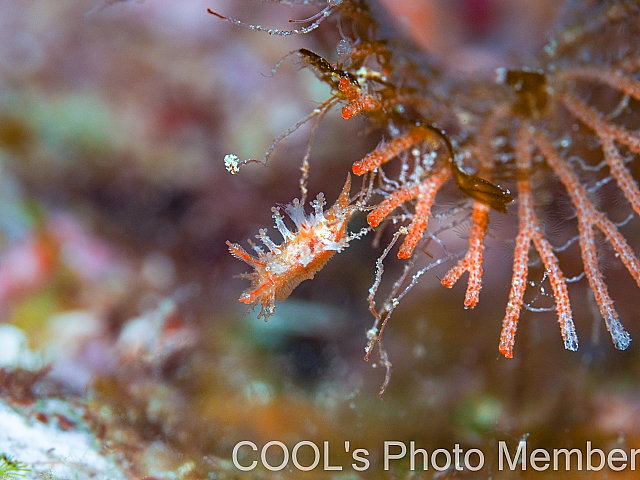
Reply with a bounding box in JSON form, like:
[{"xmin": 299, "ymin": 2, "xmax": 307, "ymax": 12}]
[{"xmin": 221, "ymin": 0, "xmax": 640, "ymax": 392}]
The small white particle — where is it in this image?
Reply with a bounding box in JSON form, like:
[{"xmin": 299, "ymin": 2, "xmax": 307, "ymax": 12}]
[{"xmin": 224, "ymin": 154, "xmax": 240, "ymax": 174}]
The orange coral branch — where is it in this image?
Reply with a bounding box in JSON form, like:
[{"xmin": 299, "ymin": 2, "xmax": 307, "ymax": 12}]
[
  {"xmin": 561, "ymin": 66, "xmax": 640, "ymax": 100},
  {"xmin": 341, "ymin": 93, "xmax": 380, "ymax": 119},
  {"xmin": 600, "ymin": 136, "xmax": 640, "ymax": 216},
  {"xmin": 338, "ymin": 76, "xmax": 382, "ymax": 119},
  {"xmin": 440, "ymin": 203, "xmax": 488, "ymax": 308},
  {"xmin": 561, "ymin": 93, "xmax": 640, "ymax": 152},
  {"xmin": 440, "ymin": 108, "xmax": 508, "ymax": 307},
  {"xmin": 536, "ymin": 132, "xmax": 638, "ymax": 350},
  {"xmin": 398, "ymin": 165, "xmax": 451, "ymax": 259},
  {"xmin": 560, "ymin": 92, "xmax": 640, "ymax": 217},
  {"xmin": 352, "ymin": 127, "xmax": 428, "ymax": 176},
  {"xmin": 367, "ymin": 183, "xmax": 421, "ymax": 227},
  {"xmin": 366, "ymin": 165, "xmax": 451, "ymax": 258},
  {"xmin": 499, "ymin": 126, "xmax": 576, "ymax": 358}
]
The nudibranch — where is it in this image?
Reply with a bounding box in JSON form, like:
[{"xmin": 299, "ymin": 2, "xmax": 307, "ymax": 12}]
[{"xmin": 227, "ymin": 174, "xmax": 355, "ymax": 320}]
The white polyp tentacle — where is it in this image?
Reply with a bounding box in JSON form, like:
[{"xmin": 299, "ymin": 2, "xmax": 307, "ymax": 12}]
[
  {"xmin": 323, "ymin": 240, "xmax": 346, "ymax": 251},
  {"xmin": 312, "ymin": 193, "xmax": 326, "ymax": 219},
  {"xmin": 257, "ymin": 228, "xmax": 279, "ymax": 253},
  {"xmin": 285, "ymin": 199, "xmax": 308, "ymax": 229},
  {"xmin": 247, "ymin": 239, "xmax": 265, "ymax": 258},
  {"xmin": 272, "ymin": 207, "xmax": 295, "ymax": 242}
]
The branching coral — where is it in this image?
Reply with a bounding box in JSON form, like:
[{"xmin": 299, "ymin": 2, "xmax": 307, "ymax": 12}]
[
  {"xmin": 498, "ymin": 125, "xmax": 577, "ymax": 358},
  {"xmin": 222, "ymin": 0, "xmax": 640, "ymax": 393}
]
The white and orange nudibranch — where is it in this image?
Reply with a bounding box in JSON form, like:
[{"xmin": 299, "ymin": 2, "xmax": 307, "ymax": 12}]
[{"xmin": 227, "ymin": 174, "xmax": 355, "ymax": 321}]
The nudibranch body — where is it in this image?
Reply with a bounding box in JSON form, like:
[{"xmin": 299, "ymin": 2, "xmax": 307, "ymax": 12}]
[{"xmin": 227, "ymin": 175, "xmax": 354, "ymax": 320}]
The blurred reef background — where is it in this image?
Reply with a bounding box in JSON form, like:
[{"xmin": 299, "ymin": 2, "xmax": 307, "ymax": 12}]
[{"xmin": 0, "ymin": 0, "xmax": 639, "ymax": 479}]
